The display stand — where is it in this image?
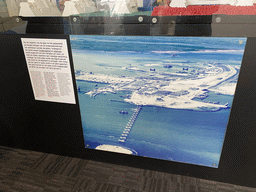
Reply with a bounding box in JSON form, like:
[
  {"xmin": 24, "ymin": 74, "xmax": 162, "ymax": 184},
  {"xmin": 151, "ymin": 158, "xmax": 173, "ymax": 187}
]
[{"xmin": 2, "ymin": 0, "xmax": 256, "ymax": 189}]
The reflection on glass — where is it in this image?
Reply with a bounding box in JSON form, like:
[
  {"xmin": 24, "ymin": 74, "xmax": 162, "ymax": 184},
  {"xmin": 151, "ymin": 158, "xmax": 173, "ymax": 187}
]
[
  {"xmin": 3, "ymin": 0, "xmax": 255, "ymax": 17},
  {"xmin": 71, "ymin": 35, "xmax": 246, "ymax": 168}
]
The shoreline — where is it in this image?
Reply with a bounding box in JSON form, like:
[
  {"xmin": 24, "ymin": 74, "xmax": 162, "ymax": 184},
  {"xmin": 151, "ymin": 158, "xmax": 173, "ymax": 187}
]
[
  {"xmin": 76, "ymin": 79, "xmax": 109, "ymax": 85},
  {"xmin": 110, "ymin": 98, "xmax": 230, "ymax": 112},
  {"xmin": 78, "ymin": 80, "xmax": 231, "ymax": 112}
]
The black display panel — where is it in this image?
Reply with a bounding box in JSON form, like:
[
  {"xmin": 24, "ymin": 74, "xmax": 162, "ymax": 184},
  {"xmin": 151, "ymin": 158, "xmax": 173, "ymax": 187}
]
[
  {"xmin": 0, "ymin": 34, "xmax": 85, "ymax": 156},
  {"xmin": 1, "ymin": 33, "xmax": 256, "ymax": 188}
]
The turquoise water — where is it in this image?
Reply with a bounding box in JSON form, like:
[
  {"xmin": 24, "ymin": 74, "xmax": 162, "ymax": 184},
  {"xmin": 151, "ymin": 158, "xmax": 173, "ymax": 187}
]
[
  {"xmin": 77, "ymin": 81, "xmax": 229, "ymax": 167},
  {"xmin": 71, "ymin": 35, "xmax": 247, "ymax": 168}
]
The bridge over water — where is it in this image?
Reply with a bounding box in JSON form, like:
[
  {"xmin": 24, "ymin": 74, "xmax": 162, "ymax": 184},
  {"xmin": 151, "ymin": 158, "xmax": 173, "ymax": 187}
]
[{"xmin": 118, "ymin": 105, "xmax": 143, "ymax": 143}]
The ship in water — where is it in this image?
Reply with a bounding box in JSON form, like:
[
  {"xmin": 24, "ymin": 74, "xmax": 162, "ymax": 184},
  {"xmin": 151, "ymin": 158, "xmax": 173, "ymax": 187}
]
[{"xmin": 119, "ymin": 110, "xmax": 128, "ymax": 114}]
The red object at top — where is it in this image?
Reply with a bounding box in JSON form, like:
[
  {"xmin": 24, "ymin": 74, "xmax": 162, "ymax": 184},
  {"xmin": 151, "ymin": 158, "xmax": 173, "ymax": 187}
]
[{"xmin": 151, "ymin": 4, "xmax": 256, "ymax": 16}]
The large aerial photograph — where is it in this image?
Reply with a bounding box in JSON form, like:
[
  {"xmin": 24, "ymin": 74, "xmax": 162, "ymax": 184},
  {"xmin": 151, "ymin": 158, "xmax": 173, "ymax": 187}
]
[{"xmin": 70, "ymin": 35, "xmax": 246, "ymax": 168}]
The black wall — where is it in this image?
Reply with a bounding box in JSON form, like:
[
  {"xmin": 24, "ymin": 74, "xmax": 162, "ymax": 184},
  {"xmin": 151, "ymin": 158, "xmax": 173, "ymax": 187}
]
[
  {"xmin": 1, "ymin": 32, "xmax": 256, "ymax": 188},
  {"xmin": 0, "ymin": 34, "xmax": 85, "ymax": 157}
]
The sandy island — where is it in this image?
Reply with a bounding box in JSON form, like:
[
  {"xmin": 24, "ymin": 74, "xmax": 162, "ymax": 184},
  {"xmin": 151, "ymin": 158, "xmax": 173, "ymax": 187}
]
[
  {"xmin": 95, "ymin": 145, "xmax": 137, "ymax": 155},
  {"xmin": 76, "ymin": 62, "xmax": 239, "ymax": 112}
]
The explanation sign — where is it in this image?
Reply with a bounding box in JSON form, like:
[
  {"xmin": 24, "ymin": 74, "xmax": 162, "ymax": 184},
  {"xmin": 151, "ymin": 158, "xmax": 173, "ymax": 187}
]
[{"xmin": 21, "ymin": 38, "xmax": 76, "ymax": 104}]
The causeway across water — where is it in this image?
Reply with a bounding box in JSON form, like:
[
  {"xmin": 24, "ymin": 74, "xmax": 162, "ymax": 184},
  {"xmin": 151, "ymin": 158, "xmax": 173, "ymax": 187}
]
[{"xmin": 119, "ymin": 105, "xmax": 143, "ymax": 143}]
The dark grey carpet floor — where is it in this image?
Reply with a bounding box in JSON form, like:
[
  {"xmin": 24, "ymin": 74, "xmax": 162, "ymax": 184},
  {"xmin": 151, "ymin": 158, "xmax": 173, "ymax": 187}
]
[{"xmin": 0, "ymin": 146, "xmax": 255, "ymax": 192}]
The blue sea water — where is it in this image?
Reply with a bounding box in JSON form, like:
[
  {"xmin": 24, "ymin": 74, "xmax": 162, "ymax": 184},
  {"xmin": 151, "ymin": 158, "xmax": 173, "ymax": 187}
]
[{"xmin": 71, "ymin": 35, "xmax": 247, "ymax": 168}]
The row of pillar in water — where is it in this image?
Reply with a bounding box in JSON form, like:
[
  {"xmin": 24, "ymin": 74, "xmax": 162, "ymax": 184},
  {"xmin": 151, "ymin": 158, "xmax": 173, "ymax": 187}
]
[{"xmin": 118, "ymin": 105, "xmax": 142, "ymax": 143}]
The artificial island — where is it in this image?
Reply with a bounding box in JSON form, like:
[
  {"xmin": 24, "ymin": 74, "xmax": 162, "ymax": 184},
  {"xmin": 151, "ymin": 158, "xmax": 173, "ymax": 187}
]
[{"xmin": 76, "ymin": 61, "xmax": 239, "ymax": 112}]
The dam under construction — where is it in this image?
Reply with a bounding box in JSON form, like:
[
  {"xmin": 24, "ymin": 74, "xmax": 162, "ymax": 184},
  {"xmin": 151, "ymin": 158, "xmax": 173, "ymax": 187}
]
[{"xmin": 119, "ymin": 105, "xmax": 143, "ymax": 143}]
